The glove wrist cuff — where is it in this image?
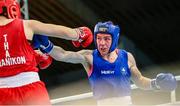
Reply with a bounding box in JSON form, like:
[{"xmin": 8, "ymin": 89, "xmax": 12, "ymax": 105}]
[
  {"xmin": 75, "ymin": 28, "xmax": 84, "ymax": 42},
  {"xmin": 40, "ymin": 40, "xmax": 54, "ymax": 54},
  {"xmin": 150, "ymin": 79, "xmax": 160, "ymax": 90}
]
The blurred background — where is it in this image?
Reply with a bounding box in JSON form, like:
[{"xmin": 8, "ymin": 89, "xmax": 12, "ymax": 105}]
[{"xmin": 20, "ymin": 0, "xmax": 180, "ymax": 105}]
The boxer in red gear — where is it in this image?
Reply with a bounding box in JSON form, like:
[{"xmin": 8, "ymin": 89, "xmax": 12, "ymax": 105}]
[
  {"xmin": 0, "ymin": 0, "xmax": 93, "ymax": 105},
  {"xmin": 0, "ymin": 18, "xmax": 51, "ymax": 105}
]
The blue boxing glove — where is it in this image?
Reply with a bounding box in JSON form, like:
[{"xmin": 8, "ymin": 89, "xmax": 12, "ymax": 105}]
[
  {"xmin": 32, "ymin": 34, "xmax": 54, "ymax": 54},
  {"xmin": 32, "ymin": 34, "xmax": 41, "ymax": 49},
  {"xmin": 151, "ymin": 73, "xmax": 177, "ymax": 91}
]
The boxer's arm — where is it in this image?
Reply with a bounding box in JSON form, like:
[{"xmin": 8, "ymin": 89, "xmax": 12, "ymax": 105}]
[
  {"xmin": 49, "ymin": 45, "xmax": 92, "ymax": 75},
  {"xmin": 129, "ymin": 52, "xmax": 177, "ymax": 91},
  {"xmin": 25, "ymin": 19, "xmax": 93, "ymax": 48},
  {"xmin": 128, "ymin": 52, "xmax": 152, "ymax": 90},
  {"xmin": 49, "ymin": 46, "xmax": 93, "ymax": 64},
  {"xmin": 25, "ymin": 20, "xmax": 79, "ymax": 40}
]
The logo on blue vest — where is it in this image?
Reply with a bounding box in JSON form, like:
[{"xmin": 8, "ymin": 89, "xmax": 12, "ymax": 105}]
[
  {"xmin": 121, "ymin": 68, "xmax": 127, "ymax": 75},
  {"xmin": 101, "ymin": 70, "xmax": 115, "ymax": 75}
]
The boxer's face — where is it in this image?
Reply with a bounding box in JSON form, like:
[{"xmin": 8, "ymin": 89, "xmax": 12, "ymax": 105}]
[{"xmin": 96, "ymin": 33, "xmax": 112, "ymax": 56}]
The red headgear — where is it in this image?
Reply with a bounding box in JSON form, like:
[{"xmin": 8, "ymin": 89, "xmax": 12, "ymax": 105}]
[{"xmin": 0, "ymin": 0, "xmax": 21, "ymax": 19}]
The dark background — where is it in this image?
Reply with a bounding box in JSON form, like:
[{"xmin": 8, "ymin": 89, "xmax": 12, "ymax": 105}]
[{"xmin": 27, "ymin": 0, "xmax": 180, "ymax": 87}]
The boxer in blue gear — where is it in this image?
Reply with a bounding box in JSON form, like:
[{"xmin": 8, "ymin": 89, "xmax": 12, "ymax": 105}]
[
  {"xmin": 89, "ymin": 22, "xmax": 132, "ymax": 100},
  {"xmin": 34, "ymin": 21, "xmax": 177, "ymax": 105}
]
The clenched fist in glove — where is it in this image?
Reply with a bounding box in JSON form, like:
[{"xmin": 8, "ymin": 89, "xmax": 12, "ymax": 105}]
[
  {"xmin": 151, "ymin": 73, "xmax": 177, "ymax": 91},
  {"xmin": 72, "ymin": 27, "xmax": 93, "ymax": 48},
  {"xmin": 34, "ymin": 51, "xmax": 52, "ymax": 70},
  {"xmin": 32, "ymin": 34, "xmax": 54, "ymax": 54}
]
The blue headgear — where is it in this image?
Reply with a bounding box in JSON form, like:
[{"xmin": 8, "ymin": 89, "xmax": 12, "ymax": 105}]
[{"xmin": 94, "ymin": 21, "xmax": 120, "ymax": 52}]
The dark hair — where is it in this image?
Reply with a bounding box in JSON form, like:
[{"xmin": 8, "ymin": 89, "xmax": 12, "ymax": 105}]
[{"xmin": 0, "ymin": 6, "xmax": 8, "ymax": 18}]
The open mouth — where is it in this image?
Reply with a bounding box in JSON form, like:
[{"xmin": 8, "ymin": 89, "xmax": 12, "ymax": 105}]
[{"xmin": 100, "ymin": 48, "xmax": 107, "ymax": 52}]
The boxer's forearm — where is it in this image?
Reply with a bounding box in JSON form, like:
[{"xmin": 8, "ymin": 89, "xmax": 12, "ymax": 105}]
[
  {"xmin": 49, "ymin": 46, "xmax": 87, "ymax": 64},
  {"xmin": 26, "ymin": 20, "xmax": 78, "ymax": 40}
]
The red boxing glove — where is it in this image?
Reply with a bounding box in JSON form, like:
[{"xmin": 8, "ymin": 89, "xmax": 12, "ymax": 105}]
[
  {"xmin": 72, "ymin": 41, "xmax": 81, "ymax": 48},
  {"xmin": 72, "ymin": 27, "xmax": 93, "ymax": 48},
  {"xmin": 35, "ymin": 53, "xmax": 52, "ymax": 70},
  {"xmin": 39, "ymin": 54, "xmax": 52, "ymax": 69}
]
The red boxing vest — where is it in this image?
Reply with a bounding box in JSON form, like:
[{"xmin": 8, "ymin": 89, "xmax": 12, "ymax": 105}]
[{"xmin": 0, "ymin": 19, "xmax": 38, "ymax": 77}]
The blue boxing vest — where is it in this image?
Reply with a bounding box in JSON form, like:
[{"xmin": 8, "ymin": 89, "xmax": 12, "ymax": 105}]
[{"xmin": 88, "ymin": 49, "xmax": 131, "ymax": 100}]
